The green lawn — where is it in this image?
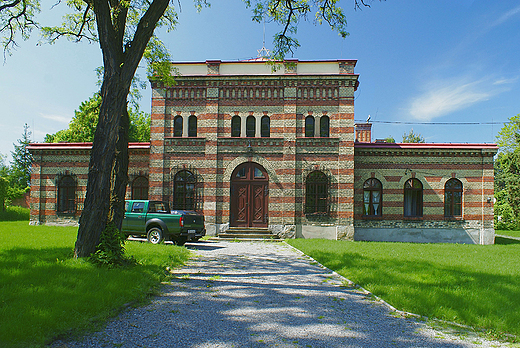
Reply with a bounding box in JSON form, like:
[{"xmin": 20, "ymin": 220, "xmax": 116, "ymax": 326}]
[
  {"xmin": 496, "ymin": 229, "xmax": 520, "ymax": 238},
  {"xmin": 287, "ymin": 238, "xmax": 520, "ymax": 341},
  {"xmin": 0, "ymin": 221, "xmax": 191, "ymax": 348}
]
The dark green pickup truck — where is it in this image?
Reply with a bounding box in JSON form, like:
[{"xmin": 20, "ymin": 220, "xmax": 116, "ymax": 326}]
[{"xmin": 122, "ymin": 200, "xmax": 205, "ymax": 245}]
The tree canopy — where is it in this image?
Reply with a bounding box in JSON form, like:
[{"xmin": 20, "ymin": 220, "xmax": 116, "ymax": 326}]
[
  {"xmin": 0, "ymin": 124, "xmax": 32, "ymax": 210},
  {"xmin": 44, "ymin": 93, "xmax": 150, "ymax": 143},
  {"xmin": 402, "ymin": 129, "xmax": 425, "ymax": 143},
  {"xmin": 495, "ymin": 114, "xmax": 520, "ymax": 230}
]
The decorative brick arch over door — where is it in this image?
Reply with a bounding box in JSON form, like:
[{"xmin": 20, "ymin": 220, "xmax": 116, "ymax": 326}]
[{"xmin": 230, "ymin": 162, "xmax": 269, "ymax": 227}]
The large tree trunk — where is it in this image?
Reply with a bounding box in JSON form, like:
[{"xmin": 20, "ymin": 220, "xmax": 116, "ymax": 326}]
[
  {"xmin": 73, "ymin": 0, "xmax": 169, "ymax": 258},
  {"xmin": 74, "ymin": 75, "xmax": 129, "ymax": 258},
  {"xmin": 110, "ymin": 107, "xmax": 130, "ymax": 230}
]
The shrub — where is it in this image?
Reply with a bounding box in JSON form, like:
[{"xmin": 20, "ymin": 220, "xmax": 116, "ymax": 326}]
[
  {"xmin": 0, "ymin": 205, "xmax": 30, "ymax": 221},
  {"xmin": 89, "ymin": 223, "xmax": 135, "ymax": 267}
]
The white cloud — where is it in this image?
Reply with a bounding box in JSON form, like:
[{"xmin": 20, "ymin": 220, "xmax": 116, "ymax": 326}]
[
  {"xmin": 408, "ymin": 78, "xmax": 492, "ymax": 121},
  {"xmin": 489, "ymin": 5, "xmax": 520, "ymax": 29},
  {"xmin": 493, "ymin": 76, "xmax": 519, "ymax": 85},
  {"xmin": 39, "ymin": 113, "xmax": 71, "ymax": 124}
]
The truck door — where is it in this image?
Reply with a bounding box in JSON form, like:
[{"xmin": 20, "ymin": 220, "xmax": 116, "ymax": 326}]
[{"xmin": 124, "ymin": 201, "xmax": 147, "ymax": 233}]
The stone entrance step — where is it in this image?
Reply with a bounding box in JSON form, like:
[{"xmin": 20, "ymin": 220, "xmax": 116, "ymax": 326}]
[{"xmin": 217, "ymin": 227, "xmax": 280, "ymax": 241}]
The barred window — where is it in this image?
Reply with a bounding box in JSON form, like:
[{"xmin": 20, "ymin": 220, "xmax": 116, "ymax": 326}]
[
  {"xmin": 173, "ymin": 170, "xmax": 196, "ymax": 210},
  {"xmin": 57, "ymin": 175, "xmax": 75, "ymax": 214},
  {"xmin": 231, "ymin": 116, "xmax": 241, "ymax": 137},
  {"xmin": 174, "ymin": 116, "xmax": 183, "ymax": 137},
  {"xmin": 363, "ymin": 178, "xmax": 382, "ymax": 216},
  {"xmin": 305, "ymin": 116, "xmax": 315, "ymax": 137},
  {"xmin": 445, "ymin": 178, "xmax": 462, "ymax": 217},
  {"xmin": 131, "ymin": 176, "xmax": 148, "ymax": 200},
  {"xmin": 404, "ymin": 178, "xmax": 423, "ymax": 217},
  {"xmin": 305, "ymin": 171, "xmax": 328, "ymax": 215}
]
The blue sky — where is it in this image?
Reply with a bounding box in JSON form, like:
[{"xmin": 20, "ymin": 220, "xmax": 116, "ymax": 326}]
[{"xmin": 1, "ymin": 0, "xmax": 519, "ymax": 163}]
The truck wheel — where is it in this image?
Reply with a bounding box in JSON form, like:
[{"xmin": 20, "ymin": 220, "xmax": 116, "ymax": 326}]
[
  {"xmin": 175, "ymin": 237, "xmax": 187, "ymax": 246},
  {"xmin": 147, "ymin": 227, "xmax": 163, "ymax": 244}
]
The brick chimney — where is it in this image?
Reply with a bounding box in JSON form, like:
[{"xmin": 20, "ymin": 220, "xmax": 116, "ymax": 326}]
[{"xmin": 355, "ymin": 123, "xmax": 372, "ymax": 142}]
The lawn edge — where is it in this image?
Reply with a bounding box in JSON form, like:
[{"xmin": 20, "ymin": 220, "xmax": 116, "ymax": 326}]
[{"xmin": 282, "ymin": 240, "xmax": 515, "ymax": 346}]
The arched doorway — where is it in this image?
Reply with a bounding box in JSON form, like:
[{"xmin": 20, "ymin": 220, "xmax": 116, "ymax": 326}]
[{"xmin": 230, "ymin": 162, "xmax": 269, "ymax": 227}]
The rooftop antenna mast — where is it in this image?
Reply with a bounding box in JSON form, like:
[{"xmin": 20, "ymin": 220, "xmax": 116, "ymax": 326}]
[{"xmin": 257, "ymin": 14, "xmax": 270, "ymax": 58}]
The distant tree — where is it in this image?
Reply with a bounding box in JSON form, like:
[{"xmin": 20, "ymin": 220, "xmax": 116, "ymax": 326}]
[
  {"xmin": 10, "ymin": 123, "xmax": 32, "ymax": 188},
  {"xmin": 0, "ymin": 154, "xmax": 7, "ymax": 211},
  {"xmin": 384, "ymin": 136, "xmax": 395, "ymax": 143},
  {"xmin": 0, "ymin": 127, "xmax": 32, "ymax": 210},
  {"xmin": 45, "ymin": 93, "xmax": 150, "ymax": 143},
  {"xmin": 496, "ymin": 114, "xmax": 520, "ymax": 153},
  {"xmin": 0, "ymin": 176, "xmax": 7, "ymax": 212},
  {"xmin": 495, "ymin": 114, "xmax": 520, "ymax": 229},
  {"xmin": 402, "ymin": 129, "xmax": 425, "ymax": 143}
]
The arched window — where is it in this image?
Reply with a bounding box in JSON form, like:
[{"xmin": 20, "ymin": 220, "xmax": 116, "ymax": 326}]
[
  {"xmin": 173, "ymin": 170, "xmax": 196, "ymax": 210},
  {"xmin": 363, "ymin": 178, "xmax": 382, "ymax": 216},
  {"xmin": 246, "ymin": 116, "xmax": 256, "ymax": 137},
  {"xmin": 131, "ymin": 176, "xmax": 148, "ymax": 200},
  {"xmin": 261, "ymin": 116, "xmax": 270, "ymax": 137},
  {"xmin": 305, "ymin": 171, "xmax": 328, "ymax": 215},
  {"xmin": 57, "ymin": 175, "xmax": 75, "ymax": 214},
  {"xmin": 188, "ymin": 115, "xmax": 197, "ymax": 137},
  {"xmin": 305, "ymin": 116, "xmax": 315, "ymax": 137},
  {"xmin": 320, "ymin": 116, "xmax": 330, "ymax": 137},
  {"xmin": 445, "ymin": 178, "xmax": 463, "ymax": 217},
  {"xmin": 231, "ymin": 116, "xmax": 241, "ymax": 137},
  {"xmin": 404, "ymin": 178, "xmax": 423, "ymax": 217},
  {"xmin": 174, "ymin": 116, "xmax": 183, "ymax": 137}
]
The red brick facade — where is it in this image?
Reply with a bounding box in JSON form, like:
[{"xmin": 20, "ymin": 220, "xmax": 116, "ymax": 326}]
[{"xmin": 28, "ymin": 59, "xmax": 498, "ymax": 244}]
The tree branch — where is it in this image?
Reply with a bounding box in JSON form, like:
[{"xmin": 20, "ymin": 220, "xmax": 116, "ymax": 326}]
[
  {"xmin": 0, "ymin": 0, "xmax": 22, "ymax": 12},
  {"xmin": 1, "ymin": 0, "xmax": 38, "ymax": 60},
  {"xmin": 121, "ymin": 0, "xmax": 169, "ymax": 82}
]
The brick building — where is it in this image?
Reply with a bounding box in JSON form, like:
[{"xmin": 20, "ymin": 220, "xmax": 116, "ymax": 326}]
[{"xmin": 28, "ymin": 59, "xmax": 497, "ymax": 244}]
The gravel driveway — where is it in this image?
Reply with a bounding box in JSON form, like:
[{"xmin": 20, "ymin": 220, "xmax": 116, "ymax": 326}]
[{"xmin": 54, "ymin": 241, "xmax": 508, "ymax": 348}]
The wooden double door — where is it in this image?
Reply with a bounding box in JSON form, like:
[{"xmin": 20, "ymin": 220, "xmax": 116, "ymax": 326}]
[{"xmin": 230, "ymin": 162, "xmax": 269, "ymax": 227}]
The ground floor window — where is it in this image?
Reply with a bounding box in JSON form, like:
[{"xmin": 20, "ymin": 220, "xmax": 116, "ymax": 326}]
[
  {"xmin": 305, "ymin": 171, "xmax": 328, "ymax": 215},
  {"xmin": 363, "ymin": 178, "xmax": 382, "ymax": 216},
  {"xmin": 445, "ymin": 178, "xmax": 462, "ymax": 217},
  {"xmin": 404, "ymin": 178, "xmax": 423, "ymax": 217},
  {"xmin": 57, "ymin": 175, "xmax": 75, "ymax": 213},
  {"xmin": 131, "ymin": 176, "xmax": 148, "ymax": 200},
  {"xmin": 173, "ymin": 170, "xmax": 196, "ymax": 210}
]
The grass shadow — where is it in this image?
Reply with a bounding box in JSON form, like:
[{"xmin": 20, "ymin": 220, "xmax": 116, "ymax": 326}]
[
  {"xmin": 288, "ymin": 239, "xmax": 520, "ymax": 340},
  {"xmin": 1, "ymin": 240, "xmax": 190, "ymax": 347},
  {"xmin": 495, "ymin": 236, "xmax": 520, "ymax": 245}
]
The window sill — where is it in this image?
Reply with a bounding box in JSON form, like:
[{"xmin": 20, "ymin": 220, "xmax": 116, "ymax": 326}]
[
  {"xmin": 56, "ymin": 211, "xmax": 76, "ymax": 216},
  {"xmin": 361, "ymin": 215, "xmax": 384, "ymax": 220},
  {"xmin": 444, "ymin": 216, "xmax": 464, "ymax": 221},
  {"xmin": 403, "ymin": 216, "xmax": 423, "ymax": 221}
]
